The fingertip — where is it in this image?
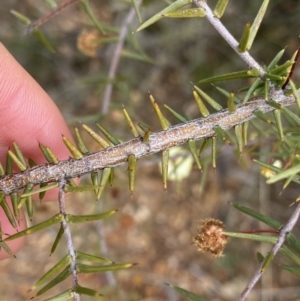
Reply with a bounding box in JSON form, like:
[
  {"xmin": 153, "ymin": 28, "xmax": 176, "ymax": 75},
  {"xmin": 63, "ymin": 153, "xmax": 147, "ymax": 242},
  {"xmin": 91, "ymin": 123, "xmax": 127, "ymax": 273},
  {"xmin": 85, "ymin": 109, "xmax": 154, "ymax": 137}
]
[{"xmin": 0, "ymin": 43, "xmax": 72, "ymax": 165}]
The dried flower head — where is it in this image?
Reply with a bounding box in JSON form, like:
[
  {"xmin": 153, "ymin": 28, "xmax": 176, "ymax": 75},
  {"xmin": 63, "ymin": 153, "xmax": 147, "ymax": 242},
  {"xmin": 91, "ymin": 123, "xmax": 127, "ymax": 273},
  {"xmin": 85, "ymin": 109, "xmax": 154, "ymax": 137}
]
[
  {"xmin": 193, "ymin": 218, "xmax": 227, "ymax": 257},
  {"xmin": 77, "ymin": 28, "xmax": 101, "ymax": 58}
]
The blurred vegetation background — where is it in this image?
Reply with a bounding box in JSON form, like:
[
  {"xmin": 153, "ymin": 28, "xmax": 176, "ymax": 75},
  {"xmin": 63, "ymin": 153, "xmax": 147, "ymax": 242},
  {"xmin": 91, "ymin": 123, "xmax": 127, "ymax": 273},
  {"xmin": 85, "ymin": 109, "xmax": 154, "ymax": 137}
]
[{"xmin": 1, "ymin": 1, "xmax": 300, "ymax": 300}]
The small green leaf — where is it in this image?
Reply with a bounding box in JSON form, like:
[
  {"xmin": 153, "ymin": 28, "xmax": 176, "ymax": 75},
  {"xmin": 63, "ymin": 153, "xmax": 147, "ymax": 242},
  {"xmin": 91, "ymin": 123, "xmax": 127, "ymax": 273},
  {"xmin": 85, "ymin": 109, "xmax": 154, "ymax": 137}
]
[
  {"xmin": 91, "ymin": 171, "xmax": 100, "ymax": 197},
  {"xmin": 223, "ymin": 232, "xmax": 278, "ymax": 244},
  {"xmin": 96, "ymin": 123, "xmax": 121, "ymax": 145},
  {"xmin": 74, "ymin": 127, "xmax": 89, "ymax": 154},
  {"xmin": 80, "ymin": 0, "xmax": 106, "ymax": 34},
  {"xmin": 121, "ymin": 49, "xmax": 154, "ymax": 64},
  {"xmin": 32, "ymin": 30, "xmax": 56, "ymax": 53},
  {"xmin": 0, "ymin": 162, "xmax": 4, "ymax": 176},
  {"xmin": 136, "ymin": 0, "xmax": 191, "ymax": 32},
  {"xmin": 286, "ymin": 233, "xmax": 300, "ymax": 254},
  {"xmin": 193, "ymin": 90, "xmax": 210, "ymax": 117},
  {"xmin": 199, "ymin": 139, "xmax": 210, "ymax": 156},
  {"xmin": 234, "ymin": 124, "xmax": 243, "ymax": 155},
  {"xmin": 163, "ymin": 7, "xmax": 205, "ymax": 18},
  {"xmin": 138, "ymin": 122, "xmax": 149, "ymax": 132},
  {"xmin": 243, "ymin": 77, "xmax": 261, "ymax": 104},
  {"xmin": 281, "ymin": 265, "xmax": 300, "ymax": 275},
  {"xmin": 18, "ymin": 183, "xmax": 34, "ymax": 208},
  {"xmin": 8, "ymin": 150, "xmax": 26, "ymax": 171},
  {"xmin": 122, "ymin": 106, "xmax": 140, "ymax": 137},
  {"xmin": 150, "ymin": 93, "xmax": 171, "ymax": 130},
  {"xmin": 247, "ymin": 0, "xmax": 270, "ymax": 50},
  {"xmin": 264, "ymin": 79, "xmax": 270, "ymax": 100},
  {"xmin": 273, "ymin": 109, "xmax": 284, "ymax": 142},
  {"xmin": 74, "ymin": 285, "xmax": 103, "ymax": 297},
  {"xmin": 82, "ymin": 124, "xmax": 110, "ymax": 149},
  {"xmin": 289, "ymin": 80, "xmax": 300, "ymax": 112},
  {"xmin": 66, "ymin": 209, "xmax": 117, "ymax": 223},
  {"xmin": 213, "ymin": 125, "xmax": 231, "ymax": 145},
  {"xmin": 21, "ymin": 183, "xmax": 59, "ymax": 198},
  {"xmin": 212, "ymin": 137, "xmax": 216, "ymax": 169},
  {"xmin": 31, "ymin": 254, "xmax": 72, "ymax": 290},
  {"xmin": 46, "ymin": 146, "xmax": 59, "ymax": 164},
  {"xmin": 50, "ymin": 224, "xmax": 64, "ymax": 255},
  {"xmin": 25, "ymin": 195, "xmax": 33, "ymax": 220},
  {"xmin": 282, "ymin": 106, "xmax": 300, "ymax": 126},
  {"xmin": 194, "ymin": 86, "xmax": 223, "ymax": 111},
  {"xmin": 283, "ymin": 174, "xmax": 294, "ymax": 190},
  {"xmin": 76, "ymin": 262, "xmax": 134, "ymax": 273},
  {"xmin": 188, "ymin": 140, "xmax": 201, "ymax": 170},
  {"xmin": 281, "ymin": 48, "xmax": 300, "ymax": 87},
  {"xmin": 198, "ymin": 69, "xmax": 260, "ymax": 84},
  {"xmin": 253, "ymin": 109, "xmax": 273, "ymax": 124},
  {"xmin": 269, "ymin": 60, "xmax": 294, "ymax": 75},
  {"xmin": 137, "ymin": 122, "xmax": 151, "ymax": 140},
  {"xmin": 227, "ymin": 92, "xmax": 236, "ymax": 113},
  {"xmin": 168, "ymin": 284, "xmax": 209, "ymax": 301},
  {"xmin": 128, "ymin": 154, "xmax": 137, "ymax": 194},
  {"xmin": 36, "ymin": 267, "xmax": 71, "ymax": 296},
  {"xmin": 75, "ymin": 250, "xmax": 113, "ymax": 264},
  {"xmin": 0, "ymin": 240, "xmax": 15, "ymax": 257},
  {"xmin": 231, "ymin": 202, "xmax": 283, "ymax": 230},
  {"xmin": 254, "ymin": 159, "xmax": 300, "ymax": 184},
  {"xmin": 267, "ymin": 164, "xmax": 300, "ymax": 184},
  {"xmin": 39, "ymin": 143, "xmax": 51, "ymax": 163},
  {"xmin": 97, "ymin": 167, "xmax": 111, "ymax": 200},
  {"xmin": 267, "ymin": 48, "xmax": 286, "ymax": 70},
  {"xmin": 131, "ymin": 0, "xmax": 143, "ymax": 23},
  {"xmin": 10, "ymin": 10, "xmax": 31, "ymax": 25},
  {"xmin": 164, "ymin": 104, "xmax": 189, "ymax": 122},
  {"xmin": 0, "ymin": 193, "xmax": 17, "ymax": 229},
  {"xmin": 62, "ymin": 135, "xmax": 83, "ymax": 159},
  {"xmin": 242, "ymin": 121, "xmax": 249, "ymax": 145},
  {"xmin": 10, "ymin": 192, "xmax": 19, "ymax": 220},
  {"xmin": 256, "ymin": 252, "xmax": 264, "ymax": 263},
  {"xmin": 5, "ymin": 214, "xmax": 64, "ymax": 241},
  {"xmin": 109, "ymin": 167, "xmax": 114, "ymax": 186},
  {"xmin": 238, "ymin": 22, "xmax": 251, "ymax": 53},
  {"xmin": 267, "ymin": 99, "xmax": 282, "ymax": 110},
  {"xmin": 64, "ymin": 184, "xmax": 103, "ymax": 193},
  {"xmin": 13, "ymin": 142, "xmax": 27, "ymax": 168},
  {"xmin": 42, "ymin": 289, "xmax": 74, "ymax": 301},
  {"xmin": 161, "ymin": 149, "xmax": 169, "ymax": 190},
  {"xmin": 261, "ymin": 252, "xmax": 274, "ymax": 272},
  {"xmin": 213, "ymin": 0, "xmax": 229, "ymax": 19},
  {"xmin": 28, "ymin": 158, "xmax": 36, "ymax": 167},
  {"xmin": 199, "ymin": 161, "xmax": 209, "ymax": 194},
  {"xmin": 5, "ymin": 151, "xmax": 12, "ymax": 175},
  {"xmin": 45, "ymin": 0, "xmax": 58, "ymax": 9},
  {"xmin": 213, "ymin": 85, "xmax": 242, "ymax": 103},
  {"xmin": 38, "ymin": 183, "xmax": 48, "ymax": 200},
  {"xmin": 280, "ymin": 245, "xmax": 300, "ymax": 266},
  {"xmin": 265, "ymin": 73, "xmax": 285, "ymax": 82}
]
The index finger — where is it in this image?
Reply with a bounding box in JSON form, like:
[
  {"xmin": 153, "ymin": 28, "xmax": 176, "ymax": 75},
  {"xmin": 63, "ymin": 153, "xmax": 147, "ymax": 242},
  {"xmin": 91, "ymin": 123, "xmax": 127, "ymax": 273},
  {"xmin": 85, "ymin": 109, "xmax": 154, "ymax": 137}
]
[{"xmin": 0, "ymin": 43, "xmax": 72, "ymax": 166}]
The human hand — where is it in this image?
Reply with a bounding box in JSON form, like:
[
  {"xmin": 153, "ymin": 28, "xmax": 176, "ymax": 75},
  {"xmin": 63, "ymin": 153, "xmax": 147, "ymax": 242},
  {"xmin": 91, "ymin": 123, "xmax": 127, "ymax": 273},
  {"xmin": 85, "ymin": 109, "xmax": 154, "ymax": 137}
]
[{"xmin": 0, "ymin": 43, "xmax": 73, "ymax": 259}]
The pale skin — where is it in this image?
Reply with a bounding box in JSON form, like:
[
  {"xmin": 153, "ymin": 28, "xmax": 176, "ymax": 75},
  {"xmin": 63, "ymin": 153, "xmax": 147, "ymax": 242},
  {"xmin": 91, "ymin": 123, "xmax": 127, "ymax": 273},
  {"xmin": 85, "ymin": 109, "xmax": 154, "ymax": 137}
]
[{"xmin": 0, "ymin": 43, "xmax": 73, "ymax": 259}]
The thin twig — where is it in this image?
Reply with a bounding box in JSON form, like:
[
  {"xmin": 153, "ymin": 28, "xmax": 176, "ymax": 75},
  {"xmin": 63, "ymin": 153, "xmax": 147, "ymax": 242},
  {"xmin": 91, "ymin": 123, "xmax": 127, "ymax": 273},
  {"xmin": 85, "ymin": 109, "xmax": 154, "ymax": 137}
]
[
  {"xmin": 0, "ymin": 90, "xmax": 297, "ymax": 195},
  {"xmin": 101, "ymin": 0, "xmax": 142, "ymax": 114},
  {"xmin": 193, "ymin": 0, "xmax": 266, "ymax": 76},
  {"xmin": 237, "ymin": 202, "xmax": 300, "ymax": 301},
  {"xmin": 25, "ymin": 0, "xmax": 79, "ymax": 34},
  {"xmin": 58, "ymin": 179, "xmax": 80, "ymax": 301}
]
